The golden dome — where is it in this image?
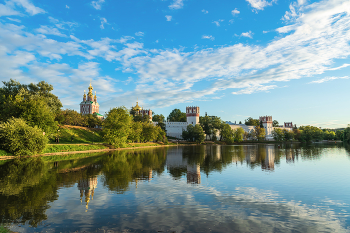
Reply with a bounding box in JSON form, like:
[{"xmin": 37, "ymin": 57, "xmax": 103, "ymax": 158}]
[{"xmin": 132, "ymin": 101, "xmax": 142, "ymax": 111}]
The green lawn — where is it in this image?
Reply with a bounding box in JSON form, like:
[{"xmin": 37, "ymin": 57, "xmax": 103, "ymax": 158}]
[{"xmin": 48, "ymin": 126, "xmax": 104, "ymax": 144}]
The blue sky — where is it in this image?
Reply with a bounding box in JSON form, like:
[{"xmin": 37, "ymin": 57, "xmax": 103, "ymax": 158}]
[{"xmin": 0, "ymin": 0, "xmax": 350, "ymax": 128}]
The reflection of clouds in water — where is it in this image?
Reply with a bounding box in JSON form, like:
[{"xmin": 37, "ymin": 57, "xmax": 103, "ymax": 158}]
[{"xmin": 112, "ymin": 176, "xmax": 349, "ymax": 233}]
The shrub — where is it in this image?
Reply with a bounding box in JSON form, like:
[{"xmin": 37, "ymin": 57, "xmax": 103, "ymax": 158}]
[{"xmin": 0, "ymin": 118, "xmax": 48, "ymax": 156}]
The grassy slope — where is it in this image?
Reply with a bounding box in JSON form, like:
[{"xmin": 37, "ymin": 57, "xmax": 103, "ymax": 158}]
[
  {"xmin": 0, "ymin": 150, "xmax": 11, "ymax": 156},
  {"xmin": 42, "ymin": 144, "xmax": 108, "ymax": 154},
  {"xmin": 49, "ymin": 125, "xmax": 104, "ymax": 144}
]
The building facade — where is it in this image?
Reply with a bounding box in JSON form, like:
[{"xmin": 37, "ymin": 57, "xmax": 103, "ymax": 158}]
[
  {"xmin": 165, "ymin": 106, "xmax": 200, "ymax": 139},
  {"xmin": 131, "ymin": 101, "xmax": 153, "ymax": 121},
  {"xmin": 79, "ymin": 82, "xmax": 104, "ymax": 119}
]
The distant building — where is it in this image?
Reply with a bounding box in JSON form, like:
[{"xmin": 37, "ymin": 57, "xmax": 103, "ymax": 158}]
[
  {"xmin": 79, "ymin": 81, "xmax": 104, "ymax": 119},
  {"xmin": 131, "ymin": 101, "xmax": 153, "ymax": 121},
  {"xmin": 165, "ymin": 106, "xmax": 200, "ymax": 139}
]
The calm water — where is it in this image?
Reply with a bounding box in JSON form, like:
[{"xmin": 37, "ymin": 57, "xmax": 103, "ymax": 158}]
[{"xmin": 1, "ymin": 143, "xmax": 350, "ymax": 233}]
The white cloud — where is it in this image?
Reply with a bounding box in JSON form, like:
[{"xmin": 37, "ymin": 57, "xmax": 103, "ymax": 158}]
[
  {"xmin": 135, "ymin": 31, "xmax": 144, "ymax": 37},
  {"xmin": 309, "ymin": 76, "xmax": 350, "ymax": 84},
  {"xmin": 246, "ymin": 0, "xmax": 276, "ymax": 11},
  {"xmin": 202, "ymin": 35, "xmax": 215, "ymax": 41},
  {"xmin": 6, "ymin": 17, "xmax": 21, "ymax": 22},
  {"xmin": 35, "ymin": 25, "xmax": 67, "ymax": 37},
  {"xmin": 202, "ymin": 9, "xmax": 208, "ymax": 14},
  {"xmin": 213, "ymin": 19, "xmax": 224, "ymax": 27},
  {"xmin": 231, "ymin": 8, "xmax": 240, "ymax": 15},
  {"xmin": 169, "ymin": 0, "xmax": 183, "ymax": 10},
  {"xmin": 66, "ymin": 5, "xmax": 69, "ymax": 9},
  {"xmin": 165, "ymin": 15, "xmax": 172, "ymax": 21},
  {"xmin": 91, "ymin": 0, "xmax": 105, "ymax": 10},
  {"xmin": 232, "ymin": 84, "xmax": 277, "ymax": 94},
  {"xmin": 123, "ymin": 77, "xmax": 133, "ymax": 85},
  {"xmin": 12, "ymin": 0, "xmax": 46, "ymax": 15},
  {"xmin": 327, "ymin": 63, "xmax": 350, "ymax": 71},
  {"xmin": 0, "ymin": 0, "xmax": 45, "ymax": 17},
  {"xmin": 241, "ymin": 31, "xmax": 253, "ymax": 38},
  {"xmin": 100, "ymin": 17, "xmax": 107, "ymax": 29}
]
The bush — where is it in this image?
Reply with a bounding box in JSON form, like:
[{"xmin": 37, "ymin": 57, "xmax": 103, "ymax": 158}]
[{"xmin": 0, "ymin": 118, "xmax": 48, "ymax": 156}]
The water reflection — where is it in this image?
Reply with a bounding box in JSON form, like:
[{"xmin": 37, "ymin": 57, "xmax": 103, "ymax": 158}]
[{"xmin": 0, "ymin": 143, "xmax": 349, "ymax": 232}]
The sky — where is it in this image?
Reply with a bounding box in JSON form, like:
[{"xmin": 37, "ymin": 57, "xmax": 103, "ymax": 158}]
[{"xmin": 0, "ymin": 0, "xmax": 350, "ymax": 128}]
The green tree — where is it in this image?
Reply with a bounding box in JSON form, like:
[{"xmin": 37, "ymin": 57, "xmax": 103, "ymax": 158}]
[
  {"xmin": 254, "ymin": 125, "xmax": 266, "ymax": 141},
  {"xmin": 272, "ymin": 128, "xmax": 284, "ymax": 141},
  {"xmin": 152, "ymin": 114, "xmax": 166, "ymax": 130},
  {"xmin": 0, "ymin": 118, "xmax": 48, "ymax": 156},
  {"xmin": 299, "ymin": 125, "xmax": 323, "ymax": 142},
  {"xmin": 168, "ymin": 109, "xmax": 186, "ymax": 122},
  {"xmin": 128, "ymin": 121, "xmax": 143, "ymax": 143},
  {"xmin": 182, "ymin": 124, "xmax": 205, "ymax": 143},
  {"xmin": 244, "ymin": 117, "xmax": 259, "ymax": 126},
  {"xmin": 141, "ymin": 122, "xmax": 158, "ymax": 142},
  {"xmin": 234, "ymin": 127, "xmax": 245, "ymax": 142},
  {"xmin": 220, "ymin": 124, "xmax": 234, "ymax": 144},
  {"xmin": 273, "ymin": 120, "xmax": 279, "ymax": 127},
  {"xmin": 199, "ymin": 115, "xmax": 223, "ymax": 140},
  {"xmin": 283, "ymin": 129, "xmax": 294, "ymax": 141},
  {"xmin": 103, "ymin": 107, "xmax": 133, "ymax": 147}
]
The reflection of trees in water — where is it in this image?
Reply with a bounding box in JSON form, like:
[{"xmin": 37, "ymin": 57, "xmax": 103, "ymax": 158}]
[
  {"xmin": 0, "ymin": 148, "xmax": 168, "ymax": 227},
  {"xmin": 100, "ymin": 148, "xmax": 167, "ymax": 193}
]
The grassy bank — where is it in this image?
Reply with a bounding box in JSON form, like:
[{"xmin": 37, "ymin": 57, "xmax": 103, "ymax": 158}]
[
  {"xmin": 49, "ymin": 125, "xmax": 104, "ymax": 144},
  {"xmin": 42, "ymin": 144, "xmax": 108, "ymax": 154},
  {"xmin": 0, "ymin": 225, "xmax": 10, "ymax": 233}
]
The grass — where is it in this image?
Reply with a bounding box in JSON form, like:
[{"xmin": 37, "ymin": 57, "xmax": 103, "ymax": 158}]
[
  {"xmin": 128, "ymin": 142, "xmax": 176, "ymax": 147},
  {"xmin": 48, "ymin": 125, "xmax": 104, "ymax": 144},
  {"xmin": 0, "ymin": 226, "xmax": 10, "ymax": 233},
  {"xmin": 0, "ymin": 150, "xmax": 11, "ymax": 156},
  {"xmin": 42, "ymin": 144, "xmax": 108, "ymax": 154}
]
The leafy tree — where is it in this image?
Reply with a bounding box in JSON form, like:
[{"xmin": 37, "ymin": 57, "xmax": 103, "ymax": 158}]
[
  {"xmin": 272, "ymin": 128, "xmax": 284, "ymax": 141},
  {"xmin": 182, "ymin": 124, "xmax": 205, "ymax": 143},
  {"xmin": 128, "ymin": 121, "xmax": 143, "ymax": 143},
  {"xmin": 0, "ymin": 118, "xmax": 48, "ymax": 156},
  {"xmin": 55, "ymin": 109, "xmax": 85, "ymax": 126},
  {"xmin": 87, "ymin": 113, "xmax": 102, "ymax": 128},
  {"xmin": 168, "ymin": 109, "xmax": 186, "ymax": 122},
  {"xmin": 141, "ymin": 122, "xmax": 158, "ymax": 142},
  {"xmin": 283, "ymin": 129, "xmax": 294, "ymax": 141},
  {"xmin": 244, "ymin": 117, "xmax": 259, "ymax": 126},
  {"xmin": 299, "ymin": 125, "xmax": 323, "ymax": 142},
  {"xmin": 220, "ymin": 124, "xmax": 234, "ymax": 144},
  {"xmin": 103, "ymin": 107, "xmax": 133, "ymax": 147},
  {"xmin": 0, "ymin": 79, "xmax": 62, "ymax": 115},
  {"xmin": 133, "ymin": 114, "xmax": 150, "ymax": 122},
  {"xmin": 239, "ymin": 121, "xmax": 242, "ymax": 124},
  {"xmin": 272, "ymin": 120, "xmax": 279, "ymax": 127},
  {"xmin": 199, "ymin": 115, "xmax": 223, "ymax": 140},
  {"xmin": 234, "ymin": 127, "xmax": 245, "ymax": 143},
  {"xmin": 254, "ymin": 125, "xmax": 266, "ymax": 141},
  {"xmin": 152, "ymin": 114, "xmax": 166, "ymax": 130}
]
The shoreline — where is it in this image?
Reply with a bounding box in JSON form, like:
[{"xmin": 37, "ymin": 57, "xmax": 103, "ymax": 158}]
[{"xmin": 0, "ymin": 143, "xmax": 182, "ymax": 161}]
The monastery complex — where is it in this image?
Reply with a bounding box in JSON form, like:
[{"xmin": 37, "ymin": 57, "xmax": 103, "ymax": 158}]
[{"xmin": 80, "ymin": 82, "xmax": 294, "ymax": 140}]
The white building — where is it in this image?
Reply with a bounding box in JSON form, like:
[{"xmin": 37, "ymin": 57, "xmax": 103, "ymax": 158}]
[{"xmin": 165, "ymin": 106, "xmax": 200, "ymax": 139}]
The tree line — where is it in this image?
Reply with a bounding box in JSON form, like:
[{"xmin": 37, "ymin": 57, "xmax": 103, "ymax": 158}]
[{"xmin": 0, "ymin": 79, "xmax": 167, "ymax": 156}]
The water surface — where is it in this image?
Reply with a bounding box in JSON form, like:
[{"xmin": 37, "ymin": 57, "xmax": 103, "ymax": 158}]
[{"xmin": 0, "ymin": 143, "xmax": 349, "ymax": 232}]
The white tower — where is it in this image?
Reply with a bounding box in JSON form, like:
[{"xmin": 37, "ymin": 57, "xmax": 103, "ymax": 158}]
[
  {"xmin": 186, "ymin": 106, "xmax": 200, "ymax": 125},
  {"xmin": 259, "ymin": 115, "xmax": 273, "ymax": 139}
]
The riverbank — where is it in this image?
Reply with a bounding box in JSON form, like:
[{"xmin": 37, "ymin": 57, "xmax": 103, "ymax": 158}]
[{"xmin": 0, "ymin": 142, "xmax": 179, "ymax": 161}]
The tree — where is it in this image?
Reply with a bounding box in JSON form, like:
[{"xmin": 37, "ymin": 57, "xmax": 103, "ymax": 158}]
[
  {"xmin": 141, "ymin": 122, "xmax": 158, "ymax": 142},
  {"xmin": 103, "ymin": 107, "xmax": 133, "ymax": 147},
  {"xmin": 0, "ymin": 79, "xmax": 62, "ymax": 115},
  {"xmin": 182, "ymin": 124, "xmax": 205, "ymax": 143},
  {"xmin": 254, "ymin": 125, "xmax": 266, "ymax": 141},
  {"xmin": 234, "ymin": 127, "xmax": 245, "ymax": 142},
  {"xmin": 272, "ymin": 128, "xmax": 283, "ymax": 141},
  {"xmin": 153, "ymin": 114, "xmax": 166, "ymax": 130},
  {"xmin": 199, "ymin": 115, "xmax": 223, "ymax": 140},
  {"xmin": 168, "ymin": 109, "xmax": 186, "ymax": 122},
  {"xmin": 244, "ymin": 117, "xmax": 259, "ymax": 126},
  {"xmin": 283, "ymin": 129, "xmax": 294, "ymax": 141},
  {"xmin": 273, "ymin": 120, "xmax": 279, "ymax": 127},
  {"xmin": 220, "ymin": 124, "xmax": 234, "ymax": 144},
  {"xmin": 239, "ymin": 121, "xmax": 242, "ymax": 124},
  {"xmin": 299, "ymin": 125, "xmax": 323, "ymax": 142},
  {"xmin": 0, "ymin": 118, "xmax": 48, "ymax": 156}
]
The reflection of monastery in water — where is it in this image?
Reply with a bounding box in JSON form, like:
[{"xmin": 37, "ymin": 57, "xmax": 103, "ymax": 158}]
[
  {"xmin": 78, "ymin": 177, "xmax": 98, "ymax": 211},
  {"xmin": 262, "ymin": 145, "xmax": 275, "ymax": 171},
  {"xmin": 166, "ymin": 147, "xmax": 201, "ymax": 184}
]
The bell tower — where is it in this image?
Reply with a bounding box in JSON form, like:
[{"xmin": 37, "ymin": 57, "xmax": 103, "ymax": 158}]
[{"xmin": 186, "ymin": 106, "xmax": 200, "ymax": 125}]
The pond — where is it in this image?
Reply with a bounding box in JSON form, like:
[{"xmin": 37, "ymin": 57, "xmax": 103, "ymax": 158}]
[{"xmin": 0, "ymin": 143, "xmax": 350, "ymax": 232}]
